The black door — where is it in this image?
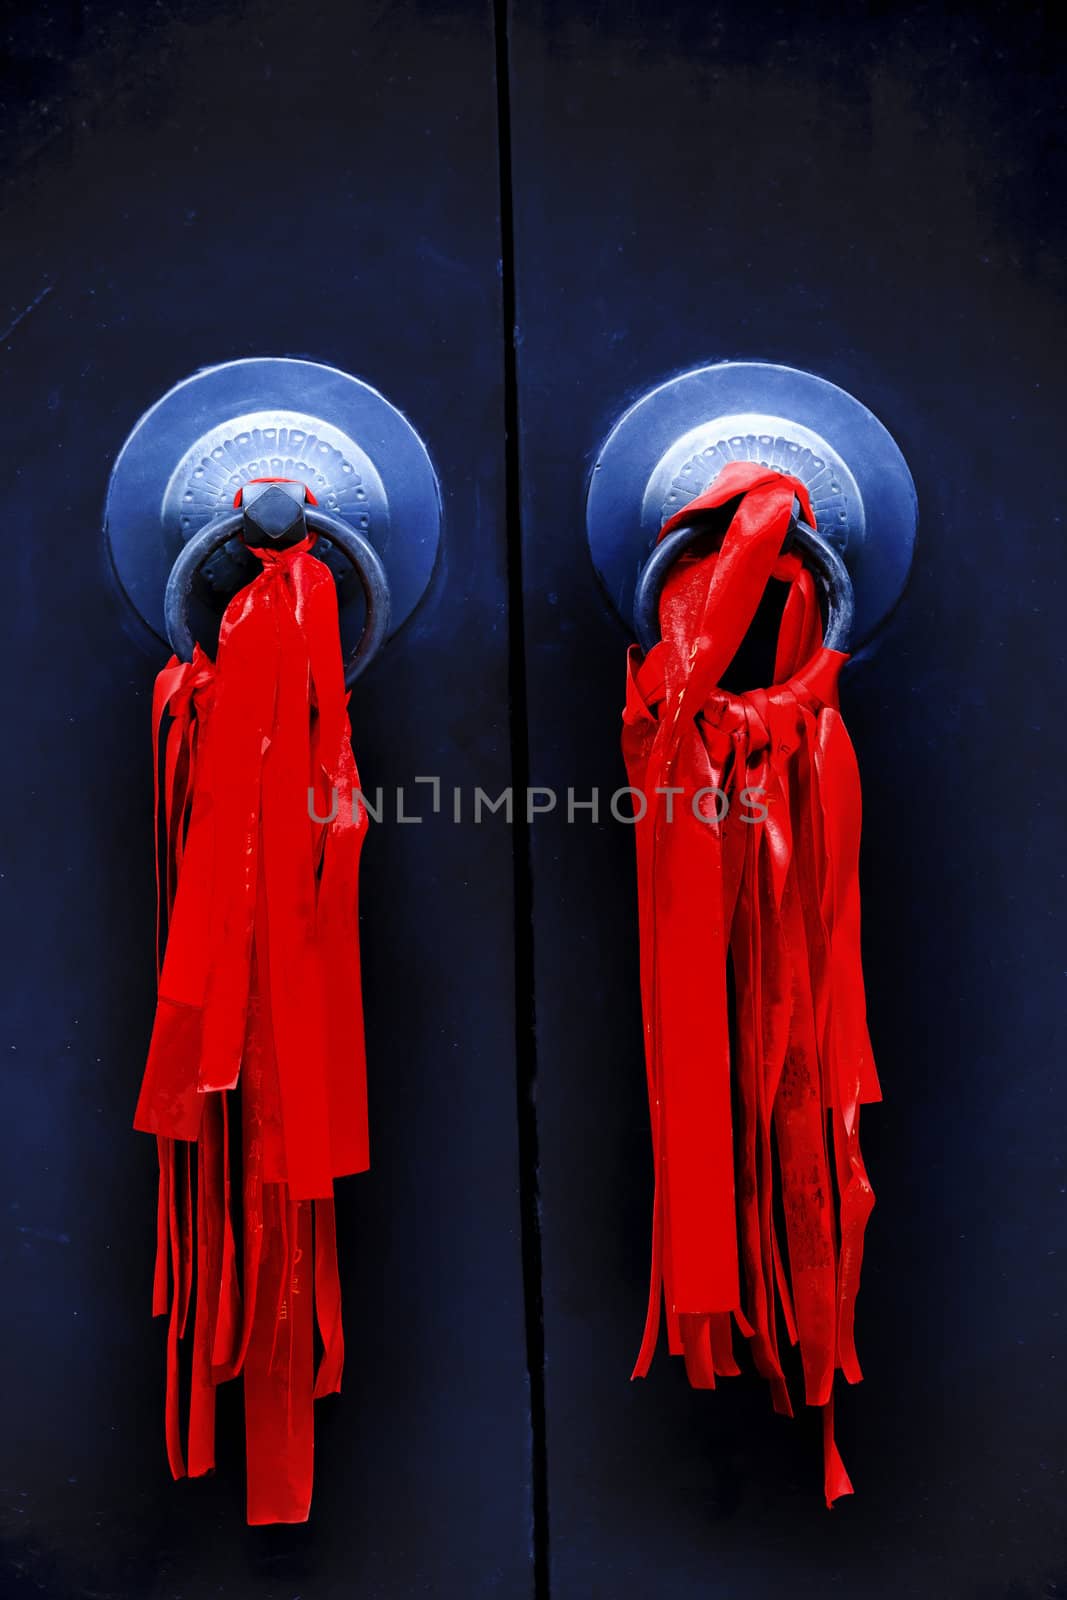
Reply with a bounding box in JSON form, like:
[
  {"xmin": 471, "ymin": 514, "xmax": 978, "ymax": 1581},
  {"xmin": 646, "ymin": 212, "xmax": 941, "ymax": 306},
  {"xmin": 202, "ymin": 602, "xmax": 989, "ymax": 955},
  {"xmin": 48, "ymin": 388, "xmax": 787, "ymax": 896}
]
[
  {"xmin": 1, "ymin": 3, "xmax": 532, "ymax": 1596},
  {"xmin": 508, "ymin": 4, "xmax": 1067, "ymax": 1596},
  {"xmin": 3, "ymin": 2, "xmax": 1066, "ymax": 1597}
]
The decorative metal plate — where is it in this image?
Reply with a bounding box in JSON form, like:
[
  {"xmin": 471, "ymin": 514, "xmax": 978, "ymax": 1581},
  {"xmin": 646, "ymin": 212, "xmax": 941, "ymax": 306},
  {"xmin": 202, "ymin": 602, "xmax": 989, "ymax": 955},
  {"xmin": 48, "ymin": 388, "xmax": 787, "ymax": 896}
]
[
  {"xmin": 106, "ymin": 356, "xmax": 441, "ymax": 650},
  {"xmin": 586, "ymin": 361, "xmax": 917, "ymax": 646}
]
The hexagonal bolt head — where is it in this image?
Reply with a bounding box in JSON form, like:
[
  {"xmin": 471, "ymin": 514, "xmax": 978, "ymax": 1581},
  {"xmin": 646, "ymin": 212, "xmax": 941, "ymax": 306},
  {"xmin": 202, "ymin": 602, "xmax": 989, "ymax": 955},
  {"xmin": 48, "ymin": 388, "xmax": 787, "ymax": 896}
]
[{"xmin": 242, "ymin": 484, "xmax": 308, "ymax": 547}]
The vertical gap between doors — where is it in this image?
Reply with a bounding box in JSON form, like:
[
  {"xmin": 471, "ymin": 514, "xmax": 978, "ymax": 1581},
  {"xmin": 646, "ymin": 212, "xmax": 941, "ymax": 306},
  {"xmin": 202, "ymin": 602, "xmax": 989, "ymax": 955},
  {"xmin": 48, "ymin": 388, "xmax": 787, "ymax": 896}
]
[{"xmin": 492, "ymin": 2, "xmax": 551, "ymax": 1596}]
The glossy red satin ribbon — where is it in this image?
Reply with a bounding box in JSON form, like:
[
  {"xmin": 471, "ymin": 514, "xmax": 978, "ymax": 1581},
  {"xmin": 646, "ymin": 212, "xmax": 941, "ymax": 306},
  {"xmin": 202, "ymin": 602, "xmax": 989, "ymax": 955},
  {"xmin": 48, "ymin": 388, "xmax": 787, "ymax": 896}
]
[
  {"xmin": 622, "ymin": 460, "xmax": 880, "ymax": 1506},
  {"xmin": 135, "ymin": 481, "xmax": 368, "ymax": 1524}
]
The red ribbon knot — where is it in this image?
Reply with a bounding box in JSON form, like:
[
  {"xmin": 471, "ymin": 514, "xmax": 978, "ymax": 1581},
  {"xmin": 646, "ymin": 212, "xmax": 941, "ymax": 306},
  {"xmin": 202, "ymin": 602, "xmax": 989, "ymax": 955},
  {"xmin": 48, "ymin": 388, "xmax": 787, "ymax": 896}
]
[{"xmin": 622, "ymin": 460, "xmax": 879, "ymax": 1509}]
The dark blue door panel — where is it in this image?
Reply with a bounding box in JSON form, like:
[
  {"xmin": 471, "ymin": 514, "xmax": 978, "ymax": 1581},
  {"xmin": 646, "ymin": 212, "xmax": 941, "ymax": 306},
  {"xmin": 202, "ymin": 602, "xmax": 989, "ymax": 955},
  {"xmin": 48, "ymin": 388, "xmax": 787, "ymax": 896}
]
[
  {"xmin": 0, "ymin": 3, "xmax": 532, "ymax": 1596},
  {"xmin": 507, "ymin": 4, "xmax": 1067, "ymax": 1595}
]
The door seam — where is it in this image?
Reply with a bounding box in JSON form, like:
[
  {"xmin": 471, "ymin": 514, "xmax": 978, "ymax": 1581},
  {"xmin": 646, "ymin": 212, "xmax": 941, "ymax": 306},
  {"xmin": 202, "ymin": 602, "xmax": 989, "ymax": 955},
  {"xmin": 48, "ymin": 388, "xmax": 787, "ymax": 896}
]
[{"xmin": 492, "ymin": 2, "xmax": 551, "ymax": 1596}]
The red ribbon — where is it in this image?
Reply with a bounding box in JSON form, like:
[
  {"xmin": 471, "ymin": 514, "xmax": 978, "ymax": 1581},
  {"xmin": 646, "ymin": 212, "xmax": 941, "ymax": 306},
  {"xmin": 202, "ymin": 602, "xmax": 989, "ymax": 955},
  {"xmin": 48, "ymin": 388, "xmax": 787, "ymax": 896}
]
[
  {"xmin": 135, "ymin": 482, "xmax": 369, "ymax": 1523},
  {"xmin": 622, "ymin": 460, "xmax": 880, "ymax": 1506}
]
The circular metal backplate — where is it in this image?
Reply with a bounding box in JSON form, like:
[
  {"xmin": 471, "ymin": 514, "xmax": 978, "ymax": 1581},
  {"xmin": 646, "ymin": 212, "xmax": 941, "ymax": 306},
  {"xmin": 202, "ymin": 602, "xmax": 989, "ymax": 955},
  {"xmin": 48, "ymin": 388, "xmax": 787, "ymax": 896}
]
[
  {"xmin": 587, "ymin": 361, "xmax": 917, "ymax": 646},
  {"xmin": 106, "ymin": 356, "xmax": 441, "ymax": 649}
]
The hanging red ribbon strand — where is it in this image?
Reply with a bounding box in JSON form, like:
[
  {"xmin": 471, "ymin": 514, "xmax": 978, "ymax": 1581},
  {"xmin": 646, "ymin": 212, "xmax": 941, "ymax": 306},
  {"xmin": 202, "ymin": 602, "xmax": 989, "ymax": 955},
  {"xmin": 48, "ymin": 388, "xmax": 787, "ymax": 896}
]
[
  {"xmin": 134, "ymin": 481, "xmax": 369, "ymax": 1524},
  {"xmin": 622, "ymin": 460, "xmax": 879, "ymax": 1507}
]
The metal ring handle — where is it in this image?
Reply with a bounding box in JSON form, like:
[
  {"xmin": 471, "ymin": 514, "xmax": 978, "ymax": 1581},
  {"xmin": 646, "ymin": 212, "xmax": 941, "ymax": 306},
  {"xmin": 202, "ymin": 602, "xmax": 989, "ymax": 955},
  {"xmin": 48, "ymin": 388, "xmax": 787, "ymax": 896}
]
[
  {"xmin": 633, "ymin": 512, "xmax": 855, "ymax": 657},
  {"xmin": 164, "ymin": 507, "xmax": 392, "ymax": 688}
]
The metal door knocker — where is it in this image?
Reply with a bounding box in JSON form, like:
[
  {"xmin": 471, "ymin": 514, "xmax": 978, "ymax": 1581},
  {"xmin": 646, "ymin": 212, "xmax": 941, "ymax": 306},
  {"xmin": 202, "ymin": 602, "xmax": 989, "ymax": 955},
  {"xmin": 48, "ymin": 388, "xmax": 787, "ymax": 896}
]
[
  {"xmin": 124, "ymin": 362, "xmax": 433, "ymax": 1523},
  {"xmin": 165, "ymin": 480, "xmax": 391, "ymax": 688},
  {"xmin": 106, "ymin": 356, "xmax": 442, "ymax": 682},
  {"xmin": 606, "ymin": 361, "xmax": 917, "ymax": 1505},
  {"xmin": 586, "ymin": 359, "xmax": 917, "ymax": 647},
  {"xmin": 634, "ymin": 503, "xmax": 856, "ymax": 655}
]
